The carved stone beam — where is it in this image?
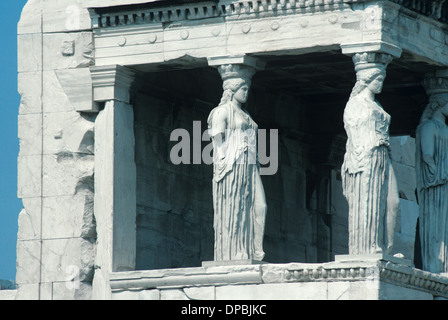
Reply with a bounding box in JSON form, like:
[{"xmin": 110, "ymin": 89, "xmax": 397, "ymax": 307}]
[{"xmin": 341, "ymin": 41, "xmax": 402, "ymax": 59}]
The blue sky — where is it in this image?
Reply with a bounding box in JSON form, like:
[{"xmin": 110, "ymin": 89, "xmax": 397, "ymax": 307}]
[{"xmin": 0, "ymin": 0, "xmax": 28, "ymax": 281}]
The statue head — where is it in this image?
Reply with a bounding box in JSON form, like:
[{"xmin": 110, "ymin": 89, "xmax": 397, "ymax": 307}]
[
  {"xmin": 349, "ymin": 52, "xmax": 391, "ymax": 99},
  {"xmin": 420, "ymin": 93, "xmax": 448, "ymax": 123},
  {"xmin": 217, "ymin": 64, "xmax": 255, "ymax": 106},
  {"xmin": 350, "ymin": 67, "xmax": 386, "ymax": 98},
  {"xmin": 421, "ymin": 73, "xmax": 448, "ymax": 123}
]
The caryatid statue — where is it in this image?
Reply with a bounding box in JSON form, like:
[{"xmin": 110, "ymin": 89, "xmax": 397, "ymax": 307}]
[
  {"xmin": 416, "ymin": 73, "xmax": 448, "ymax": 273},
  {"xmin": 341, "ymin": 52, "xmax": 399, "ymax": 255},
  {"xmin": 207, "ymin": 64, "xmax": 267, "ymax": 261}
]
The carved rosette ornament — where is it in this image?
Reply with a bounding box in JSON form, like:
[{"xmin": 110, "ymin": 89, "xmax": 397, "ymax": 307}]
[
  {"xmin": 417, "ymin": 71, "xmax": 448, "ymax": 273},
  {"xmin": 341, "ymin": 52, "xmax": 400, "ymax": 256}
]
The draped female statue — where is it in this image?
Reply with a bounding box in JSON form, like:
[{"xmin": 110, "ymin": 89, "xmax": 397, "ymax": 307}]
[
  {"xmin": 416, "ymin": 82, "xmax": 448, "ymax": 273},
  {"xmin": 341, "ymin": 53, "xmax": 399, "ymax": 255},
  {"xmin": 207, "ymin": 64, "xmax": 267, "ymax": 261}
]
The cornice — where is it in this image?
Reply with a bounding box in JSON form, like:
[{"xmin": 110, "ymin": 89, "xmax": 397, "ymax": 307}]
[
  {"xmin": 89, "ymin": 0, "xmax": 352, "ymax": 29},
  {"xmin": 89, "ymin": 0, "xmax": 448, "ymax": 29}
]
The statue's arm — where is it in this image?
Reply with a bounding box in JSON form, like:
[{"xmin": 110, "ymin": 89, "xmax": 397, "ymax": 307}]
[{"xmin": 209, "ymin": 107, "xmax": 228, "ymax": 144}]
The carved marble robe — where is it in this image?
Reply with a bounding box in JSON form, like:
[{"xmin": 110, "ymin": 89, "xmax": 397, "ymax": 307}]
[
  {"xmin": 207, "ymin": 102, "xmax": 266, "ymax": 261},
  {"xmin": 341, "ymin": 96, "xmax": 398, "ymax": 255},
  {"xmin": 416, "ymin": 118, "xmax": 448, "ymax": 273}
]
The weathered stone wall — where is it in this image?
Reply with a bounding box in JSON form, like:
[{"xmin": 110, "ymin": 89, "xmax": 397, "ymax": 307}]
[
  {"xmin": 133, "ymin": 68, "xmax": 218, "ymax": 269},
  {"xmin": 389, "ymin": 136, "xmax": 419, "ymax": 262},
  {"xmin": 17, "ymin": 0, "xmax": 96, "ymax": 300}
]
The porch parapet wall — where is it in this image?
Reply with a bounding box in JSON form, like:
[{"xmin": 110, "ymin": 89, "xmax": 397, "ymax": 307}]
[{"xmin": 109, "ymin": 258, "xmax": 448, "ymax": 299}]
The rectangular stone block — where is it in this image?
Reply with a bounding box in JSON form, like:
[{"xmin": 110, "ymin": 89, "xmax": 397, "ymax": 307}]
[
  {"xmin": 43, "ymin": 32, "xmax": 93, "ymax": 71},
  {"xmin": 183, "ymin": 286, "xmax": 215, "ymax": 300},
  {"xmin": 41, "ymin": 238, "xmax": 95, "ymax": 283},
  {"xmin": 38, "ymin": 282, "xmax": 52, "ymax": 300},
  {"xmin": 215, "ymin": 282, "xmax": 328, "ymax": 300},
  {"xmin": 379, "ymin": 282, "xmax": 433, "ymax": 300},
  {"xmin": 17, "ymin": 155, "xmax": 42, "ymax": 199},
  {"xmin": 18, "ymin": 72, "xmax": 42, "ymax": 115},
  {"xmin": 160, "ymin": 289, "xmax": 190, "ymax": 300},
  {"xmin": 42, "ymin": 0, "xmax": 91, "ymax": 33},
  {"xmin": 42, "ymin": 70, "xmax": 74, "ymax": 113},
  {"xmin": 42, "ymin": 153, "xmax": 94, "ymax": 197},
  {"xmin": 390, "ymin": 136, "xmax": 415, "ymax": 167},
  {"xmin": 328, "ymin": 280, "xmax": 380, "ymax": 300},
  {"xmin": 112, "ymin": 290, "xmax": 140, "ymax": 300},
  {"xmin": 17, "ymin": 0, "xmax": 42, "ymax": 35},
  {"xmin": 163, "ymin": 19, "xmax": 227, "ymax": 62},
  {"xmin": 224, "ymin": 12, "xmax": 363, "ymax": 57},
  {"xmin": 0, "ymin": 290, "xmax": 17, "ymax": 300},
  {"xmin": 112, "ymin": 289, "xmax": 160, "ymax": 300},
  {"xmin": 15, "ymin": 283, "xmax": 39, "ymax": 300},
  {"xmin": 52, "ymin": 281, "xmax": 92, "ymax": 300},
  {"xmin": 18, "ymin": 33, "xmax": 42, "ymax": 73},
  {"xmin": 94, "ymin": 24, "xmax": 164, "ymax": 65},
  {"xmin": 393, "ymin": 233, "xmax": 415, "ymax": 263},
  {"xmin": 42, "ymin": 194, "xmax": 94, "ymax": 239},
  {"xmin": 16, "ymin": 240, "xmax": 41, "ymax": 285},
  {"xmin": 55, "ymin": 68, "xmax": 96, "ymax": 113},
  {"xmin": 18, "ymin": 113, "xmax": 42, "ymax": 157},
  {"xmin": 391, "ymin": 161, "xmax": 417, "ymax": 202},
  {"xmin": 399, "ymin": 199, "xmax": 419, "ymax": 237},
  {"xmin": 17, "ymin": 197, "xmax": 42, "ymax": 241},
  {"xmin": 93, "ymin": 25, "xmax": 165, "ymax": 66},
  {"xmin": 43, "ymin": 111, "xmax": 94, "ymax": 155}
]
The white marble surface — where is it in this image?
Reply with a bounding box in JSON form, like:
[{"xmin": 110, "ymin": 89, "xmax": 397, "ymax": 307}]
[{"xmin": 109, "ymin": 258, "xmax": 448, "ymax": 300}]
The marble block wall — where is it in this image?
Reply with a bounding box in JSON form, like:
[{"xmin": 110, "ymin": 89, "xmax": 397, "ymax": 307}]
[
  {"xmin": 389, "ymin": 136, "xmax": 419, "ymax": 263},
  {"xmin": 17, "ymin": 0, "xmax": 96, "ymax": 300}
]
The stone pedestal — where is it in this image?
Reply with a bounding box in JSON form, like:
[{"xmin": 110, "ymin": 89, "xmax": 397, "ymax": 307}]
[{"xmin": 108, "ymin": 257, "xmax": 448, "ymax": 300}]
